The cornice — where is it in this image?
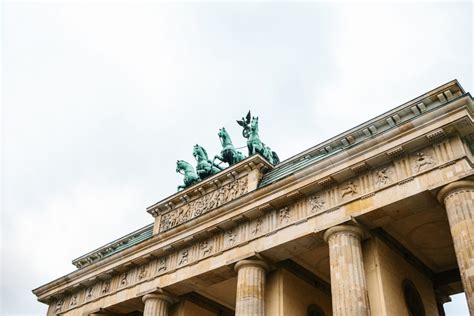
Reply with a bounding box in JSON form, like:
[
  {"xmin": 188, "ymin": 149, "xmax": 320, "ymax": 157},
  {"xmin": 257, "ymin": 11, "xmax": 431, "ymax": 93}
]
[
  {"xmin": 32, "ymin": 81, "xmax": 474, "ymax": 304},
  {"xmin": 261, "ymin": 80, "xmax": 470, "ymax": 186}
]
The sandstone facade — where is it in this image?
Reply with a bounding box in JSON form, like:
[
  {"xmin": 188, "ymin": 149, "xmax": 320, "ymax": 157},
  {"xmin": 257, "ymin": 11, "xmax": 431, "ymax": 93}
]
[{"xmin": 33, "ymin": 80, "xmax": 474, "ymax": 316}]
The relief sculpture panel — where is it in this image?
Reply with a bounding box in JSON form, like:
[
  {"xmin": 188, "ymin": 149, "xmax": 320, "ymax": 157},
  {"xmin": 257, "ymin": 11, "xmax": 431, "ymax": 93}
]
[{"xmin": 160, "ymin": 177, "xmax": 248, "ymax": 232}]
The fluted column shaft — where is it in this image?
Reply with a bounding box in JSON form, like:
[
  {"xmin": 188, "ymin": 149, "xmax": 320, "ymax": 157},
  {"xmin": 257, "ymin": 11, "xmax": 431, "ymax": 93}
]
[
  {"xmin": 142, "ymin": 294, "xmax": 173, "ymax": 316},
  {"xmin": 234, "ymin": 259, "xmax": 269, "ymax": 316},
  {"xmin": 324, "ymin": 225, "xmax": 370, "ymax": 316},
  {"xmin": 438, "ymin": 180, "xmax": 474, "ymax": 314}
]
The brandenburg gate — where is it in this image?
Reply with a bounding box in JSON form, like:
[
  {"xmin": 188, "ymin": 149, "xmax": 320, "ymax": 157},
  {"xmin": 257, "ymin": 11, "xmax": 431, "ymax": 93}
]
[{"xmin": 33, "ymin": 80, "xmax": 474, "ymax": 316}]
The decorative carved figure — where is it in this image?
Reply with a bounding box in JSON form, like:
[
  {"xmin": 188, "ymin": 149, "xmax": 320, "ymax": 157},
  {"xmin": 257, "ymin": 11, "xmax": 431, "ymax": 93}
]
[
  {"xmin": 414, "ymin": 152, "xmax": 434, "ymax": 172},
  {"xmin": 176, "ymin": 160, "xmax": 200, "ymax": 191},
  {"xmin": 70, "ymin": 294, "xmax": 77, "ymax": 307},
  {"xmin": 341, "ymin": 181, "xmax": 358, "ymax": 198},
  {"xmin": 138, "ymin": 265, "xmax": 147, "ymax": 280},
  {"xmin": 179, "ymin": 250, "xmax": 189, "ymax": 266},
  {"xmin": 55, "ymin": 299, "xmax": 64, "ymax": 313},
  {"xmin": 160, "ymin": 177, "xmax": 248, "ymax": 232},
  {"xmin": 200, "ymin": 240, "xmax": 213, "ymax": 257},
  {"xmin": 309, "ymin": 195, "xmax": 325, "ymax": 211},
  {"xmin": 214, "ymin": 127, "xmax": 246, "ymax": 166},
  {"xmin": 376, "ymin": 167, "xmax": 391, "ymax": 186},
  {"xmin": 193, "ymin": 144, "xmax": 223, "ymax": 180},
  {"xmin": 237, "ymin": 111, "xmax": 280, "ymax": 165},
  {"xmin": 177, "ymin": 204, "xmax": 192, "ymax": 223},
  {"xmin": 251, "ymin": 218, "xmax": 263, "ymax": 235},
  {"xmin": 86, "ymin": 287, "xmax": 93, "ymax": 300},
  {"xmin": 157, "ymin": 257, "xmax": 167, "ymax": 272},
  {"xmin": 279, "ymin": 208, "xmax": 291, "ymax": 224},
  {"xmin": 101, "ymin": 280, "xmax": 111, "ymax": 294},
  {"xmin": 226, "ymin": 230, "xmax": 236, "ymax": 245},
  {"xmin": 119, "ymin": 272, "xmax": 128, "ymax": 287},
  {"xmin": 218, "ymin": 185, "xmax": 231, "ymax": 206}
]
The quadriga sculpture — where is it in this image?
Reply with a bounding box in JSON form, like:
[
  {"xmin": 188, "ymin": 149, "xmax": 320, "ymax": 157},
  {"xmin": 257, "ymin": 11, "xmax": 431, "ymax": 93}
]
[
  {"xmin": 213, "ymin": 127, "xmax": 246, "ymax": 166},
  {"xmin": 237, "ymin": 111, "xmax": 280, "ymax": 165},
  {"xmin": 176, "ymin": 160, "xmax": 200, "ymax": 191},
  {"xmin": 193, "ymin": 144, "xmax": 223, "ymax": 180}
]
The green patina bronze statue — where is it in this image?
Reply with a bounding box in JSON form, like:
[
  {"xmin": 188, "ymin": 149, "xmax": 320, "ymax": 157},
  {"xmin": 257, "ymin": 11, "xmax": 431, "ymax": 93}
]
[
  {"xmin": 237, "ymin": 111, "xmax": 280, "ymax": 165},
  {"xmin": 176, "ymin": 160, "xmax": 201, "ymax": 191},
  {"xmin": 176, "ymin": 112, "xmax": 279, "ymax": 191},
  {"xmin": 213, "ymin": 127, "xmax": 246, "ymax": 166},
  {"xmin": 193, "ymin": 144, "xmax": 223, "ymax": 180}
]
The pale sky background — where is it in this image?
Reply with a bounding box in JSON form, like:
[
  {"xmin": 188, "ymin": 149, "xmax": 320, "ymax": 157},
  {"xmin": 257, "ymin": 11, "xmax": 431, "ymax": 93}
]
[{"xmin": 1, "ymin": 1, "xmax": 473, "ymax": 315}]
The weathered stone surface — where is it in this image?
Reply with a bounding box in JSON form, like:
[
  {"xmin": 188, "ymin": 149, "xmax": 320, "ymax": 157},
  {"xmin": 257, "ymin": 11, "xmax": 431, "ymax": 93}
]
[
  {"xmin": 438, "ymin": 180, "xmax": 474, "ymax": 314},
  {"xmin": 31, "ymin": 81, "xmax": 473, "ymax": 316},
  {"xmin": 160, "ymin": 177, "xmax": 248, "ymax": 232},
  {"xmin": 142, "ymin": 293, "xmax": 174, "ymax": 316},
  {"xmin": 234, "ymin": 260, "xmax": 269, "ymax": 316},
  {"xmin": 324, "ymin": 225, "xmax": 371, "ymax": 316}
]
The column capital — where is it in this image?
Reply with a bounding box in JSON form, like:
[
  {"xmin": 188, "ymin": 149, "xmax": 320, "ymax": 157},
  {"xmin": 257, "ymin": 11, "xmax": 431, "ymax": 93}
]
[
  {"xmin": 142, "ymin": 293, "xmax": 175, "ymax": 305},
  {"xmin": 234, "ymin": 259, "xmax": 269, "ymax": 273},
  {"xmin": 323, "ymin": 224, "xmax": 364, "ymax": 243},
  {"xmin": 437, "ymin": 180, "xmax": 474, "ymax": 203}
]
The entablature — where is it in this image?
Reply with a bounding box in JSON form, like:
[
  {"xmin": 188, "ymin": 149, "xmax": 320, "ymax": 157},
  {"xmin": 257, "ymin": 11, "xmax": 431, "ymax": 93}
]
[{"xmin": 33, "ymin": 90, "xmax": 473, "ymax": 309}]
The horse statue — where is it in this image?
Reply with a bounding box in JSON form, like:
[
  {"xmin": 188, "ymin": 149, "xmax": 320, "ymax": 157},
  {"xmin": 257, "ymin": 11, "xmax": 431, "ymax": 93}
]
[
  {"xmin": 213, "ymin": 127, "xmax": 246, "ymax": 166},
  {"xmin": 193, "ymin": 144, "xmax": 223, "ymax": 180},
  {"xmin": 237, "ymin": 111, "xmax": 280, "ymax": 165},
  {"xmin": 176, "ymin": 160, "xmax": 200, "ymax": 191}
]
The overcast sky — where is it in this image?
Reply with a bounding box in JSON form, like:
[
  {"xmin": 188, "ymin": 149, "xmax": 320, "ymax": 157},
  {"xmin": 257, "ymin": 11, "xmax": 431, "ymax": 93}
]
[{"xmin": 2, "ymin": 2, "xmax": 472, "ymax": 315}]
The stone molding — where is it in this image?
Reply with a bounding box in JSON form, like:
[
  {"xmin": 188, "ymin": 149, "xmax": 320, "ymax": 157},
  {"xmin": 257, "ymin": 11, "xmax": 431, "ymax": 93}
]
[
  {"xmin": 142, "ymin": 293, "xmax": 175, "ymax": 305},
  {"xmin": 234, "ymin": 259, "xmax": 270, "ymax": 273},
  {"xmin": 323, "ymin": 225, "xmax": 364, "ymax": 243},
  {"xmin": 436, "ymin": 179, "xmax": 474, "ymax": 203}
]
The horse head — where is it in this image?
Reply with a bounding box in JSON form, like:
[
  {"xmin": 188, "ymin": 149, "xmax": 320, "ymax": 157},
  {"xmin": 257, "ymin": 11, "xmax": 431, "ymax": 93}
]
[
  {"xmin": 218, "ymin": 127, "xmax": 231, "ymax": 145},
  {"xmin": 218, "ymin": 127, "xmax": 227, "ymax": 138},
  {"xmin": 176, "ymin": 160, "xmax": 192, "ymax": 173},
  {"xmin": 193, "ymin": 144, "xmax": 209, "ymax": 161}
]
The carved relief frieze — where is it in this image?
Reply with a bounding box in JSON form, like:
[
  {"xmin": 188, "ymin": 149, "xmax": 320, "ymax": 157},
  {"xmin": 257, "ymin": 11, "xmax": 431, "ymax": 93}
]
[
  {"xmin": 279, "ymin": 207, "xmax": 291, "ymax": 224},
  {"xmin": 119, "ymin": 272, "xmax": 128, "ymax": 287},
  {"xmin": 160, "ymin": 177, "xmax": 248, "ymax": 232},
  {"xmin": 137, "ymin": 264, "xmax": 148, "ymax": 281},
  {"xmin": 55, "ymin": 299, "xmax": 64, "ymax": 313},
  {"xmin": 225, "ymin": 229, "xmax": 237, "ymax": 247},
  {"xmin": 340, "ymin": 181, "xmax": 358, "ymax": 199},
  {"xmin": 251, "ymin": 218, "xmax": 263, "ymax": 235},
  {"xmin": 101, "ymin": 280, "xmax": 111, "ymax": 294},
  {"xmin": 375, "ymin": 166, "xmax": 393, "ymax": 187},
  {"xmin": 199, "ymin": 240, "xmax": 213, "ymax": 258},
  {"xmin": 85, "ymin": 286, "xmax": 94, "ymax": 301},
  {"xmin": 413, "ymin": 151, "xmax": 435, "ymax": 173},
  {"xmin": 178, "ymin": 249, "xmax": 190, "ymax": 266},
  {"xmin": 157, "ymin": 257, "xmax": 167, "ymax": 273},
  {"xmin": 69, "ymin": 294, "xmax": 77, "ymax": 307},
  {"xmin": 309, "ymin": 195, "xmax": 326, "ymax": 212}
]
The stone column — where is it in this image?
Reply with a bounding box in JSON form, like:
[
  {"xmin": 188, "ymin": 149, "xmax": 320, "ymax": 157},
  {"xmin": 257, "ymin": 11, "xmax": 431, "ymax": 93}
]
[
  {"xmin": 234, "ymin": 259, "xmax": 269, "ymax": 316},
  {"xmin": 324, "ymin": 225, "xmax": 370, "ymax": 316},
  {"xmin": 437, "ymin": 180, "xmax": 474, "ymax": 314},
  {"xmin": 142, "ymin": 293, "xmax": 174, "ymax": 316}
]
